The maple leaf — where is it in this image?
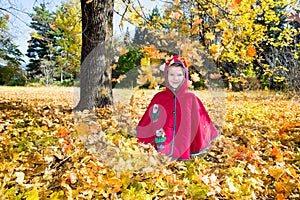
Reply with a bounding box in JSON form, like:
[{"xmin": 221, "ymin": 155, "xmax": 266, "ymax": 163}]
[
  {"xmin": 173, "ymin": 0, "xmax": 180, "ymax": 6},
  {"xmin": 191, "ymin": 73, "xmax": 200, "ymax": 82},
  {"xmin": 247, "ymin": 46, "xmax": 256, "ymax": 57},
  {"xmin": 102, "ymin": 88, "xmax": 108, "ymax": 95},
  {"xmin": 108, "ymin": 177, "xmax": 122, "ymax": 192},
  {"xmin": 205, "ymin": 32, "xmax": 215, "ymax": 40},
  {"xmin": 50, "ymin": 24, "xmax": 59, "ymax": 30},
  {"xmin": 234, "ymin": 0, "xmax": 242, "ymax": 4},
  {"xmin": 170, "ymin": 10, "xmax": 183, "ymax": 20},
  {"xmin": 272, "ymin": 146, "xmax": 284, "ymax": 162},
  {"xmin": 223, "ymin": 29, "xmax": 233, "ymax": 39},
  {"xmin": 15, "ymin": 172, "xmax": 25, "ymax": 185}
]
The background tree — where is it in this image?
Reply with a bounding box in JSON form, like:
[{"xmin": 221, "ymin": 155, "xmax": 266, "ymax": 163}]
[
  {"xmin": 26, "ymin": 3, "xmax": 59, "ymax": 84},
  {"xmin": 54, "ymin": 0, "xmax": 82, "ymax": 83},
  {"xmin": 0, "ymin": 13, "xmax": 25, "ymax": 85},
  {"xmin": 75, "ymin": 0, "xmax": 114, "ymax": 110},
  {"xmin": 254, "ymin": 0, "xmax": 297, "ymax": 91}
]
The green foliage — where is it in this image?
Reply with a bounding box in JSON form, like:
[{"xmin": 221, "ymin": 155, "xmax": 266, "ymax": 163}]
[
  {"xmin": 0, "ymin": 64, "xmax": 26, "ymax": 86},
  {"xmin": 26, "ymin": 3, "xmax": 58, "ymax": 79},
  {"xmin": 117, "ymin": 49, "xmax": 143, "ymax": 75},
  {"xmin": 113, "ymin": 48, "xmax": 144, "ymax": 88},
  {"xmin": 0, "ymin": 14, "xmax": 25, "ymax": 86}
]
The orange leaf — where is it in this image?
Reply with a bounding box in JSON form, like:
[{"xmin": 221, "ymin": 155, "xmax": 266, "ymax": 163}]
[
  {"xmin": 227, "ymin": 94, "xmax": 233, "ymax": 101},
  {"xmin": 234, "ymin": 0, "xmax": 242, "ymax": 4},
  {"xmin": 272, "ymin": 146, "xmax": 284, "ymax": 162},
  {"xmin": 56, "ymin": 127, "xmax": 69, "ymax": 138},
  {"xmin": 275, "ymin": 182, "xmax": 285, "ymax": 193},
  {"xmin": 247, "ymin": 46, "xmax": 256, "ymax": 57},
  {"xmin": 276, "ymin": 193, "xmax": 285, "ymax": 200},
  {"xmin": 119, "ymin": 48, "xmax": 128, "ymax": 55},
  {"xmin": 50, "ymin": 24, "xmax": 59, "ymax": 31},
  {"xmin": 108, "ymin": 177, "xmax": 122, "ymax": 192},
  {"xmin": 170, "ymin": 10, "xmax": 182, "ymax": 20},
  {"xmin": 210, "ymin": 73, "xmax": 222, "ymax": 79}
]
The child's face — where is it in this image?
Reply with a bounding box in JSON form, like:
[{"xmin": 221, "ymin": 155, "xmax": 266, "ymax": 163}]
[{"xmin": 167, "ymin": 66, "xmax": 185, "ymax": 89}]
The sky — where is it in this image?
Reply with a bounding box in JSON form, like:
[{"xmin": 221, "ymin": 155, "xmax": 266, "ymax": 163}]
[{"xmin": 1, "ymin": 0, "xmax": 163, "ymax": 64}]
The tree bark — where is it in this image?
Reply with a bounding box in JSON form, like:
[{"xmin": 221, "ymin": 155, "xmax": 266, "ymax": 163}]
[{"xmin": 75, "ymin": 0, "xmax": 114, "ymax": 111}]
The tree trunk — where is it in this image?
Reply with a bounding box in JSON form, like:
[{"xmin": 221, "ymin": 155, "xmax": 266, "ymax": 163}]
[{"xmin": 75, "ymin": 0, "xmax": 114, "ymax": 111}]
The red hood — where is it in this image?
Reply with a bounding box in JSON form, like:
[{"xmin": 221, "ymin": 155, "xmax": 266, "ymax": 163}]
[{"xmin": 164, "ymin": 55, "xmax": 189, "ymax": 95}]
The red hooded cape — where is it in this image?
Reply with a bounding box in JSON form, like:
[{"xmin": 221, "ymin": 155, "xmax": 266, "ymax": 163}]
[{"xmin": 137, "ymin": 55, "xmax": 218, "ymax": 160}]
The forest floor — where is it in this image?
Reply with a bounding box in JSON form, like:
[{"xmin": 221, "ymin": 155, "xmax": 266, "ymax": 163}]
[{"xmin": 0, "ymin": 86, "xmax": 299, "ymax": 199}]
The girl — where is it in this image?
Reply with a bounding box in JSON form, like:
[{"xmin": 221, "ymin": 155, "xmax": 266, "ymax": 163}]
[{"xmin": 136, "ymin": 55, "xmax": 218, "ymax": 160}]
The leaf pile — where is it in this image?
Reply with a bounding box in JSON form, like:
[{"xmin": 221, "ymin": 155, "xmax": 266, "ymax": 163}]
[{"xmin": 0, "ymin": 87, "xmax": 299, "ymax": 199}]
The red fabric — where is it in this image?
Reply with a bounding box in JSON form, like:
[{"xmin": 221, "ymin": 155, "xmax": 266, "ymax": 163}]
[{"xmin": 137, "ymin": 55, "xmax": 218, "ymax": 160}]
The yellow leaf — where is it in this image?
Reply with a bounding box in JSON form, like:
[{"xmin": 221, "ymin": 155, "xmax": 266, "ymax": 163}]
[
  {"xmin": 140, "ymin": 57, "xmax": 150, "ymax": 66},
  {"xmin": 205, "ymin": 32, "xmax": 215, "ymax": 40},
  {"xmin": 30, "ymin": 32, "xmax": 44, "ymax": 40},
  {"xmin": 222, "ymin": 29, "xmax": 233, "ymax": 39},
  {"xmin": 173, "ymin": 0, "xmax": 180, "ymax": 5},
  {"xmin": 75, "ymin": 122, "xmax": 89, "ymax": 136},
  {"xmin": 269, "ymin": 167, "xmax": 284, "ymax": 180},
  {"xmin": 191, "ymin": 73, "xmax": 200, "ymax": 82},
  {"xmin": 209, "ymin": 44, "xmax": 220, "ymax": 54},
  {"xmin": 102, "ymin": 88, "xmax": 108, "ymax": 95},
  {"xmin": 112, "ymin": 64, "xmax": 117, "ymax": 70},
  {"xmin": 191, "ymin": 19, "xmax": 202, "ymax": 35},
  {"xmin": 25, "ymin": 188, "xmax": 39, "ymax": 200},
  {"xmin": 211, "ymin": 7, "xmax": 218, "ymax": 17}
]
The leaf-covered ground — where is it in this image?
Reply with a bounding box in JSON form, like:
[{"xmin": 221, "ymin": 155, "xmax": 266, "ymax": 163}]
[{"xmin": 0, "ymin": 86, "xmax": 299, "ymax": 200}]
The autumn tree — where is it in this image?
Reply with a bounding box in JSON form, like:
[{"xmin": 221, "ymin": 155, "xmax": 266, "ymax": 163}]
[
  {"xmin": 75, "ymin": 0, "xmax": 114, "ymax": 110},
  {"xmin": 121, "ymin": 0, "xmax": 299, "ymax": 91},
  {"xmin": 54, "ymin": 0, "xmax": 82, "ymax": 82}
]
